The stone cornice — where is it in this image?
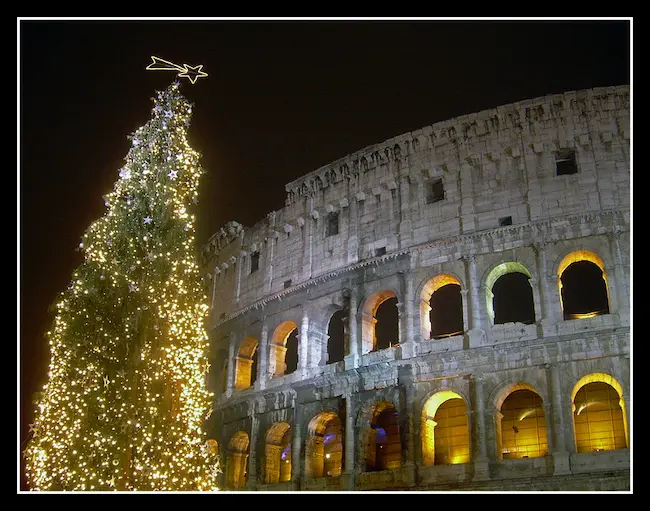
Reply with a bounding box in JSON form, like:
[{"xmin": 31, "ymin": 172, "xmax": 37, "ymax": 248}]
[{"xmin": 209, "ymin": 207, "xmax": 629, "ymax": 330}]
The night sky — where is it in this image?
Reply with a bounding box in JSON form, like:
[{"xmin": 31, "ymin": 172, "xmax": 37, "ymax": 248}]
[{"xmin": 18, "ymin": 18, "xmax": 631, "ymax": 490}]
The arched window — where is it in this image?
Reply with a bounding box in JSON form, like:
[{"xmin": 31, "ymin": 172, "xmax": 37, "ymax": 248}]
[
  {"xmin": 235, "ymin": 337, "xmax": 258, "ymax": 390},
  {"xmin": 420, "ymin": 274, "xmax": 464, "ymax": 340},
  {"xmin": 361, "ymin": 290, "xmax": 399, "ymax": 353},
  {"xmin": 421, "ymin": 391, "xmax": 470, "ymax": 466},
  {"xmin": 263, "ymin": 422, "xmax": 292, "ymax": 485},
  {"xmin": 210, "ymin": 348, "xmax": 228, "ymax": 396},
  {"xmin": 572, "ymin": 375, "xmax": 627, "ymax": 452},
  {"xmin": 366, "ymin": 402, "xmax": 402, "ymax": 472},
  {"xmin": 327, "ymin": 309, "xmax": 346, "ymax": 364},
  {"xmin": 375, "ymin": 297, "xmax": 398, "ymax": 350},
  {"xmin": 499, "ymin": 389, "xmax": 548, "ymax": 459},
  {"xmin": 305, "ymin": 412, "xmax": 343, "ymax": 478},
  {"xmin": 486, "ymin": 262, "xmax": 535, "ymax": 325},
  {"xmin": 269, "ymin": 321, "xmax": 299, "ymax": 377},
  {"xmin": 558, "ymin": 251, "xmax": 610, "ymax": 320},
  {"xmin": 430, "ymin": 284, "xmax": 464, "ymax": 338},
  {"xmin": 225, "ymin": 431, "xmax": 249, "ymax": 489}
]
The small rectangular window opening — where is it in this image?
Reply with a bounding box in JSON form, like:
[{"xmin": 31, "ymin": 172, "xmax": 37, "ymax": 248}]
[
  {"xmin": 284, "ymin": 279, "xmax": 292, "ymax": 289},
  {"xmin": 375, "ymin": 247, "xmax": 387, "ymax": 257},
  {"xmin": 325, "ymin": 212, "xmax": 339, "ymax": 237},
  {"xmin": 250, "ymin": 251, "xmax": 260, "ymax": 274},
  {"xmin": 426, "ymin": 178, "xmax": 445, "ymax": 204},
  {"xmin": 499, "ymin": 216, "xmax": 513, "ymax": 227},
  {"xmin": 555, "ymin": 149, "xmax": 578, "ymax": 176}
]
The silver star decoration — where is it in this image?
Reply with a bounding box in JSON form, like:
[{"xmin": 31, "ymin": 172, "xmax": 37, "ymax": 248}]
[
  {"xmin": 128, "ymin": 282, "xmax": 137, "ymax": 293},
  {"xmin": 103, "ymin": 375, "xmax": 110, "ymax": 388},
  {"xmin": 144, "ymin": 217, "xmax": 152, "ymax": 224},
  {"xmin": 168, "ymin": 169, "xmax": 178, "ymax": 179},
  {"xmin": 108, "ymin": 476, "xmax": 116, "ymax": 488}
]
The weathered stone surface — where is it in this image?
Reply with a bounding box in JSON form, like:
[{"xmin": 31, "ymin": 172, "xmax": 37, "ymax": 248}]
[{"xmin": 204, "ymin": 86, "xmax": 630, "ymax": 492}]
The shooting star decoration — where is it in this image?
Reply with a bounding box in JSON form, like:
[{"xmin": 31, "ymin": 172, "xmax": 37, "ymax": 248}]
[{"xmin": 146, "ymin": 56, "xmax": 208, "ymax": 84}]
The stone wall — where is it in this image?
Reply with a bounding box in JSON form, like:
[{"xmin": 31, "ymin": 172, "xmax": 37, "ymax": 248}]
[{"xmin": 201, "ymin": 85, "xmax": 631, "ymax": 492}]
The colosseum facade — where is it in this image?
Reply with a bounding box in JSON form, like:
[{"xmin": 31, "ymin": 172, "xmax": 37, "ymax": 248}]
[{"xmin": 200, "ymin": 85, "xmax": 631, "ymax": 491}]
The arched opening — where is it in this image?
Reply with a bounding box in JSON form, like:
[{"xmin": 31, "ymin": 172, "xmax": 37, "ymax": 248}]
[
  {"xmin": 270, "ymin": 321, "xmax": 299, "ymax": 377},
  {"xmin": 327, "ymin": 309, "xmax": 346, "ymax": 364},
  {"xmin": 305, "ymin": 411, "xmax": 343, "ymax": 478},
  {"xmin": 361, "ymin": 290, "xmax": 399, "ymax": 353},
  {"xmin": 225, "ymin": 431, "xmax": 249, "ymax": 489},
  {"xmin": 209, "ymin": 348, "xmax": 228, "ymax": 397},
  {"xmin": 375, "ymin": 297, "xmax": 398, "ymax": 350},
  {"xmin": 572, "ymin": 376, "xmax": 627, "ymax": 453},
  {"xmin": 430, "ymin": 284, "xmax": 464, "ymax": 338},
  {"xmin": 420, "ymin": 274, "xmax": 464, "ymax": 340},
  {"xmin": 421, "ymin": 391, "xmax": 470, "ymax": 466},
  {"xmin": 485, "ymin": 262, "xmax": 536, "ymax": 325},
  {"xmin": 235, "ymin": 336, "xmax": 258, "ymax": 390},
  {"xmin": 263, "ymin": 422, "xmax": 292, "ymax": 485},
  {"xmin": 560, "ymin": 259, "xmax": 610, "ymax": 320},
  {"xmin": 500, "ymin": 389, "xmax": 548, "ymax": 459},
  {"xmin": 366, "ymin": 402, "xmax": 402, "ymax": 472},
  {"xmin": 285, "ymin": 329, "xmax": 298, "ymax": 375}
]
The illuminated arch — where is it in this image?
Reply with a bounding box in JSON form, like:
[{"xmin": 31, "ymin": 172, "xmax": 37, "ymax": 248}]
[
  {"xmin": 305, "ymin": 411, "xmax": 343, "ymax": 478},
  {"xmin": 362, "ymin": 401, "xmax": 403, "ymax": 472},
  {"xmin": 496, "ymin": 384, "xmax": 548, "ymax": 460},
  {"xmin": 235, "ymin": 336, "xmax": 258, "ymax": 390},
  {"xmin": 360, "ymin": 289, "xmax": 398, "ymax": 353},
  {"xmin": 419, "ymin": 273, "xmax": 464, "ymax": 339},
  {"xmin": 263, "ymin": 422, "xmax": 292, "ymax": 484},
  {"xmin": 557, "ymin": 250, "xmax": 610, "ymax": 320},
  {"xmin": 421, "ymin": 390, "xmax": 470, "ymax": 466},
  {"xmin": 225, "ymin": 431, "xmax": 250, "ymax": 489},
  {"xmin": 269, "ymin": 320, "xmax": 299, "ymax": 377},
  {"xmin": 571, "ymin": 373, "xmax": 628, "ymax": 452},
  {"xmin": 485, "ymin": 262, "xmax": 534, "ymax": 325}
]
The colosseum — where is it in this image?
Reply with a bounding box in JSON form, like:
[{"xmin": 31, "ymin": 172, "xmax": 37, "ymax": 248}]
[{"xmin": 200, "ymin": 85, "xmax": 631, "ymax": 492}]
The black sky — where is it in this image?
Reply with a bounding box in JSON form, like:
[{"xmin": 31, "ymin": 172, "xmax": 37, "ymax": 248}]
[{"xmin": 17, "ymin": 18, "xmax": 631, "ymax": 490}]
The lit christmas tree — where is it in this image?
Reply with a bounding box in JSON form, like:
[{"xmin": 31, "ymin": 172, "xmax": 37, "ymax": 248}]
[{"xmin": 24, "ymin": 82, "xmax": 220, "ymax": 491}]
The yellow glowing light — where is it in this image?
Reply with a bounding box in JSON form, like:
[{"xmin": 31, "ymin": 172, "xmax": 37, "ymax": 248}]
[{"xmin": 24, "ymin": 82, "xmax": 219, "ymax": 491}]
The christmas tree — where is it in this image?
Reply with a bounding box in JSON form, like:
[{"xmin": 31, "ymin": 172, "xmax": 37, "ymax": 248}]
[{"xmin": 24, "ymin": 82, "xmax": 220, "ymax": 491}]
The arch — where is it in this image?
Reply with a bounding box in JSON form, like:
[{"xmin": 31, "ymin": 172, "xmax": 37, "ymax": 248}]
[
  {"xmin": 498, "ymin": 388, "xmax": 548, "ymax": 459},
  {"xmin": 557, "ymin": 250, "xmax": 610, "ymax": 320},
  {"xmin": 485, "ymin": 262, "xmax": 535, "ymax": 325},
  {"xmin": 419, "ymin": 273, "xmax": 464, "ymax": 339},
  {"xmin": 263, "ymin": 422, "xmax": 292, "ymax": 485},
  {"xmin": 305, "ymin": 411, "xmax": 343, "ymax": 478},
  {"xmin": 269, "ymin": 320, "xmax": 299, "ymax": 377},
  {"xmin": 421, "ymin": 390, "xmax": 470, "ymax": 466},
  {"xmin": 571, "ymin": 373, "xmax": 628, "ymax": 452},
  {"xmin": 225, "ymin": 431, "xmax": 250, "ymax": 489},
  {"xmin": 235, "ymin": 336, "xmax": 258, "ymax": 390},
  {"xmin": 363, "ymin": 401, "xmax": 403, "ymax": 472},
  {"xmin": 360, "ymin": 289, "xmax": 399, "ymax": 353},
  {"xmin": 327, "ymin": 309, "xmax": 346, "ymax": 364}
]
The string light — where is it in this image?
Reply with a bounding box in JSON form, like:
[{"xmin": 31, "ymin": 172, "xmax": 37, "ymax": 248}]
[{"xmin": 24, "ymin": 82, "xmax": 219, "ymax": 491}]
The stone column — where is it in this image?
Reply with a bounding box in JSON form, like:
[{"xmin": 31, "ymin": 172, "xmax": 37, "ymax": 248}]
[
  {"xmin": 299, "ymin": 306, "xmax": 310, "ymax": 379},
  {"xmin": 472, "ymin": 374, "xmax": 490, "ymax": 480},
  {"xmin": 463, "ymin": 255, "xmax": 485, "ymax": 347},
  {"xmin": 607, "ymin": 229, "xmax": 627, "ymax": 320},
  {"xmin": 225, "ymin": 332, "xmax": 236, "ymax": 398},
  {"xmin": 247, "ymin": 406, "xmax": 259, "ymax": 488},
  {"xmin": 256, "ymin": 316, "xmax": 269, "ymax": 390},
  {"xmin": 345, "ymin": 286, "xmax": 360, "ymax": 369},
  {"xmin": 399, "ymin": 270, "xmax": 417, "ymax": 359},
  {"xmin": 546, "ymin": 363, "xmax": 571, "ymax": 474},
  {"xmin": 291, "ymin": 402, "xmax": 303, "ymax": 490},
  {"xmin": 532, "ymin": 242, "xmax": 556, "ymax": 323},
  {"xmin": 460, "ymin": 289, "xmax": 470, "ymax": 348},
  {"xmin": 342, "ymin": 392, "xmax": 356, "ymax": 490}
]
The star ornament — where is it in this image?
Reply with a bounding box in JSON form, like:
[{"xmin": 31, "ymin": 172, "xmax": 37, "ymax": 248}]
[{"xmin": 178, "ymin": 64, "xmax": 208, "ymax": 84}]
